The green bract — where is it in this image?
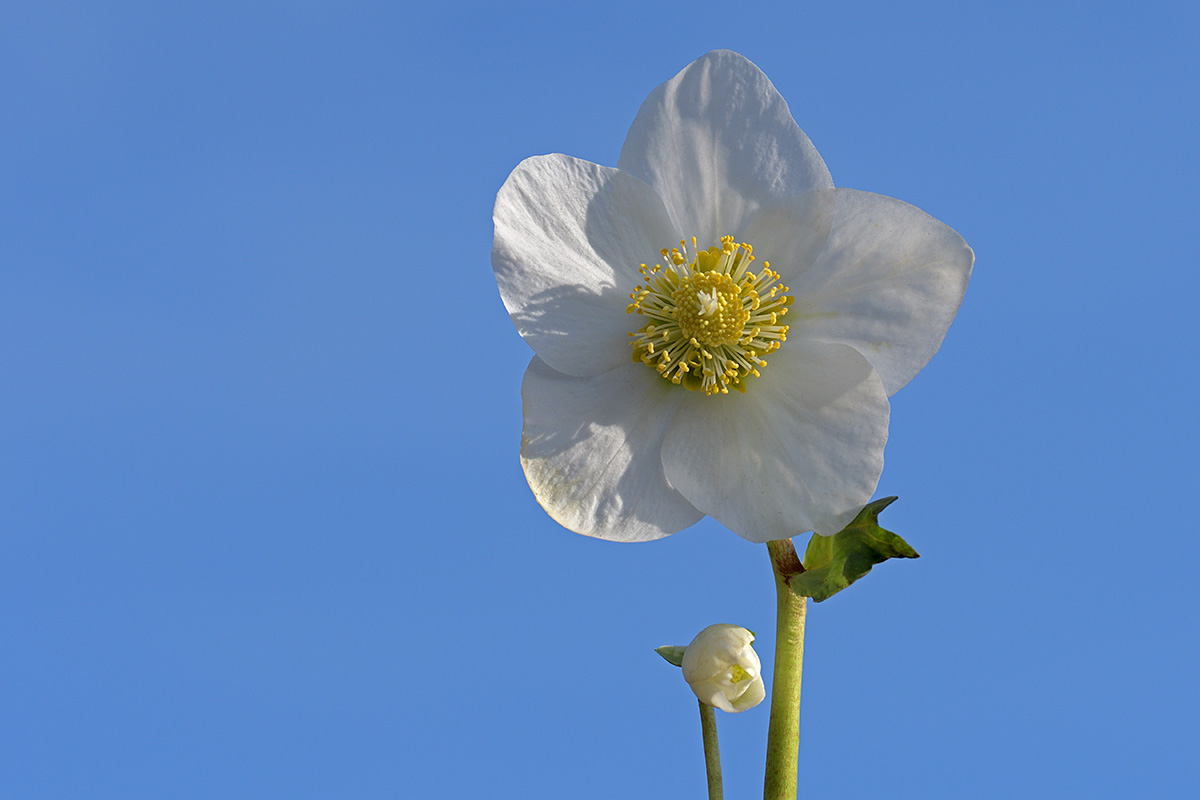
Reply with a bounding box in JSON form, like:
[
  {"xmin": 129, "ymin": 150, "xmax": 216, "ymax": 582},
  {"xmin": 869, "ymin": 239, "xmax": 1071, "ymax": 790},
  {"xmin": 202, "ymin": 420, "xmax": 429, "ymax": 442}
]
[
  {"xmin": 655, "ymin": 645, "xmax": 687, "ymax": 668},
  {"xmin": 791, "ymin": 496, "xmax": 919, "ymax": 602}
]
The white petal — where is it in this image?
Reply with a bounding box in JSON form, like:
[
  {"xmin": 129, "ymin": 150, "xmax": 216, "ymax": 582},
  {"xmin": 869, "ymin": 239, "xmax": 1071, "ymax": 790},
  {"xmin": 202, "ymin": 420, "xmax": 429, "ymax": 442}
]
[
  {"xmin": 493, "ymin": 154, "xmax": 677, "ymax": 377},
  {"xmin": 661, "ymin": 341, "xmax": 889, "ymax": 543},
  {"xmin": 790, "ymin": 189, "xmax": 974, "ymax": 395},
  {"xmin": 682, "ymin": 624, "xmax": 755, "ymax": 683},
  {"xmin": 739, "ymin": 188, "xmax": 837, "ymax": 281},
  {"xmin": 520, "ymin": 357, "xmax": 703, "ymax": 542},
  {"xmin": 735, "ymin": 647, "xmax": 761, "ymax": 677},
  {"xmin": 730, "ymin": 676, "xmax": 766, "ymax": 712},
  {"xmin": 617, "ymin": 50, "xmax": 832, "ymax": 243},
  {"xmin": 690, "ymin": 677, "xmax": 736, "ymax": 713}
]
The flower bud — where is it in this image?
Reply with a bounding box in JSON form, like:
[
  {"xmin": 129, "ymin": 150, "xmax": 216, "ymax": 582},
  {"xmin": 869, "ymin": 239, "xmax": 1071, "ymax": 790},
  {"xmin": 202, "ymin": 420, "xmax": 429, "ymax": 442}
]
[{"xmin": 681, "ymin": 624, "xmax": 765, "ymax": 713}]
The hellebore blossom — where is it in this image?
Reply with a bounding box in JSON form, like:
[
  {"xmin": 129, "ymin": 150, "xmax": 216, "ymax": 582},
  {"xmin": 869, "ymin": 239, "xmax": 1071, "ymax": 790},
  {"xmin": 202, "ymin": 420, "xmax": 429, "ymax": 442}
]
[
  {"xmin": 492, "ymin": 50, "xmax": 972, "ymax": 544},
  {"xmin": 682, "ymin": 624, "xmax": 766, "ymax": 713}
]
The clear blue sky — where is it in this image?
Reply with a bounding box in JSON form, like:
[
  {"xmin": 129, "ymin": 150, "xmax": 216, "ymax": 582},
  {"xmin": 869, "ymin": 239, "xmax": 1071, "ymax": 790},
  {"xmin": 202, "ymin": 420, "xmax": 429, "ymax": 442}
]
[{"xmin": 3, "ymin": 1, "xmax": 1198, "ymax": 797}]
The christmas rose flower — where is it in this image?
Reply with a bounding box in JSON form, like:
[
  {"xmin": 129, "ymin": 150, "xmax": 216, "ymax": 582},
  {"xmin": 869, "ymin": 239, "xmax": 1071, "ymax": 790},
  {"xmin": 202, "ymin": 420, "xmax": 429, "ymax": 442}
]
[
  {"xmin": 492, "ymin": 50, "xmax": 972, "ymax": 544},
  {"xmin": 682, "ymin": 624, "xmax": 766, "ymax": 713}
]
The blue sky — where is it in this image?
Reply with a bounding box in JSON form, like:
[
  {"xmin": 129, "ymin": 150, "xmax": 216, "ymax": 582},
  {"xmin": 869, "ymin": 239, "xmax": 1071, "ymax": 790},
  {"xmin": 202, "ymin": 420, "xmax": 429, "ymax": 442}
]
[{"xmin": 3, "ymin": 1, "xmax": 1198, "ymax": 797}]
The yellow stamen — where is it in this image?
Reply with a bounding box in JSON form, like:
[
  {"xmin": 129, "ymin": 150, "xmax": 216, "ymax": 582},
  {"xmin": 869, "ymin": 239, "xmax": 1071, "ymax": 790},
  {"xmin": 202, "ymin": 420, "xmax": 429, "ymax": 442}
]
[{"xmin": 626, "ymin": 236, "xmax": 793, "ymax": 396}]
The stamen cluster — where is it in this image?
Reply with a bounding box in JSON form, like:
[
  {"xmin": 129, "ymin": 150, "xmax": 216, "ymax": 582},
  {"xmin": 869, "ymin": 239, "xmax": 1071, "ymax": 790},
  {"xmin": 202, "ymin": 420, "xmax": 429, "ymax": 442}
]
[{"xmin": 627, "ymin": 235, "xmax": 793, "ymax": 395}]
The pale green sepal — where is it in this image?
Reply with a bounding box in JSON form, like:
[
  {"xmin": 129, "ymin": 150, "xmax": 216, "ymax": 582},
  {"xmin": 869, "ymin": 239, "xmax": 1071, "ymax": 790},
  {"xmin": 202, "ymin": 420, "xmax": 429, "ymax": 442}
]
[
  {"xmin": 655, "ymin": 645, "xmax": 687, "ymax": 667},
  {"xmin": 790, "ymin": 496, "xmax": 917, "ymax": 602}
]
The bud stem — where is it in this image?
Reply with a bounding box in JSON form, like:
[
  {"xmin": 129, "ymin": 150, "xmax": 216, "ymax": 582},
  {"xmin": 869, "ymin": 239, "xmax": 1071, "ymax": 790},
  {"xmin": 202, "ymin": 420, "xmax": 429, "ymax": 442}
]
[
  {"xmin": 763, "ymin": 539, "xmax": 807, "ymax": 800},
  {"xmin": 698, "ymin": 699, "xmax": 724, "ymax": 800}
]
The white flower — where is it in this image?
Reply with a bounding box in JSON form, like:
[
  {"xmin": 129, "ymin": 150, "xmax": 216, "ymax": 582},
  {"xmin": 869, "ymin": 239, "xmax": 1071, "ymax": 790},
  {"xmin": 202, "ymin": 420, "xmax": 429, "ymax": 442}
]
[
  {"xmin": 492, "ymin": 50, "xmax": 973, "ymax": 543},
  {"xmin": 681, "ymin": 624, "xmax": 766, "ymax": 713}
]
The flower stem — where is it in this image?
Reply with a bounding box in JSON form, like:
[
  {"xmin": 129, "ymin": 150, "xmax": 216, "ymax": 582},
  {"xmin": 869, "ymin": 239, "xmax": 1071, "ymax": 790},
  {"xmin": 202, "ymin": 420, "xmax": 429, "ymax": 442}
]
[
  {"xmin": 698, "ymin": 700, "xmax": 724, "ymax": 800},
  {"xmin": 764, "ymin": 539, "xmax": 807, "ymax": 800}
]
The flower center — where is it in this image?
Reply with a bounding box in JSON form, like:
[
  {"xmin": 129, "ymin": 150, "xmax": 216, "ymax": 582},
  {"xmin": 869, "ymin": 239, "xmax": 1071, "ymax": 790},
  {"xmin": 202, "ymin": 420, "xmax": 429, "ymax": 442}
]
[
  {"xmin": 626, "ymin": 236, "xmax": 792, "ymax": 395},
  {"xmin": 729, "ymin": 663, "xmax": 753, "ymax": 684}
]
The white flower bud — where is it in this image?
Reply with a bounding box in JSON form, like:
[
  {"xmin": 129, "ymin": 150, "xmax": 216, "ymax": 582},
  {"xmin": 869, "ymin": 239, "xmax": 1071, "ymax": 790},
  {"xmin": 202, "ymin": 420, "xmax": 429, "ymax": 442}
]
[{"xmin": 681, "ymin": 624, "xmax": 766, "ymax": 713}]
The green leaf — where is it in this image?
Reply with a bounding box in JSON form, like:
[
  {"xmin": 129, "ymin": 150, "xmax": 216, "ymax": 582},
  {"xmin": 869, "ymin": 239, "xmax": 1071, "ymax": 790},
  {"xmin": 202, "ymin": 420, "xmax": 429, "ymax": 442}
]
[
  {"xmin": 789, "ymin": 496, "xmax": 918, "ymax": 602},
  {"xmin": 654, "ymin": 645, "xmax": 687, "ymax": 667}
]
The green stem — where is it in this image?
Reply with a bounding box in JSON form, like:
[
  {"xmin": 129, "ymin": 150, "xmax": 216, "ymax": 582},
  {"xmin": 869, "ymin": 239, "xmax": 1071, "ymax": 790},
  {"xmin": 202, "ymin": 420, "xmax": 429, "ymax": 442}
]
[
  {"xmin": 764, "ymin": 539, "xmax": 807, "ymax": 800},
  {"xmin": 699, "ymin": 700, "xmax": 724, "ymax": 800}
]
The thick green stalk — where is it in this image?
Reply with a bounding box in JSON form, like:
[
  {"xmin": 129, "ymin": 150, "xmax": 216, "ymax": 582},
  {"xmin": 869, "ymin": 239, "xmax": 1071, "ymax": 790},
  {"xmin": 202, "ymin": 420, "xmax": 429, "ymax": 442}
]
[
  {"xmin": 698, "ymin": 700, "xmax": 724, "ymax": 800},
  {"xmin": 763, "ymin": 539, "xmax": 807, "ymax": 800}
]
